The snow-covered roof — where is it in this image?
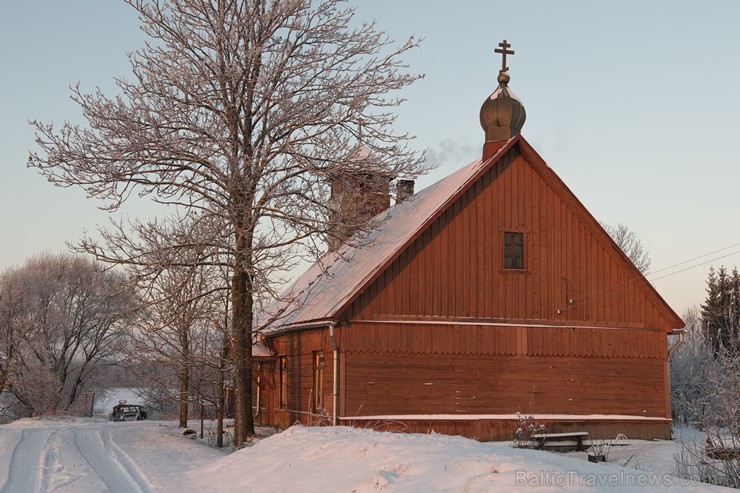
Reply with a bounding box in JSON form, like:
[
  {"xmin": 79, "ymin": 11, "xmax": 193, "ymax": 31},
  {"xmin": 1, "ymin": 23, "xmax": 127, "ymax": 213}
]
[{"xmin": 261, "ymin": 138, "xmax": 517, "ymax": 333}]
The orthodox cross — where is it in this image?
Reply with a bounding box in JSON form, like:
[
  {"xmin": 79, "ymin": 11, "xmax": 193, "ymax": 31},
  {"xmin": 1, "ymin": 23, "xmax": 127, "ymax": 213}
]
[{"xmin": 494, "ymin": 39, "xmax": 515, "ymax": 73}]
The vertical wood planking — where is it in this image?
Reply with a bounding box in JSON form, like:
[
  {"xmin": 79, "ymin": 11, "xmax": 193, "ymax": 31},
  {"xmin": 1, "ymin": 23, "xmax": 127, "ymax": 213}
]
[
  {"xmin": 474, "ymin": 178, "xmax": 484, "ymax": 317},
  {"xmin": 482, "ymin": 168, "xmax": 492, "ymax": 317},
  {"xmin": 461, "ymin": 189, "xmax": 471, "ymax": 317},
  {"xmin": 341, "ymin": 147, "xmax": 675, "ymax": 334}
]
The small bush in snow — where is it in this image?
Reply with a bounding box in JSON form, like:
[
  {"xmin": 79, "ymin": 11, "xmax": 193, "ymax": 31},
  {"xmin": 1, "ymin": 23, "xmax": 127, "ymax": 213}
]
[{"xmin": 512, "ymin": 412, "xmax": 546, "ymax": 449}]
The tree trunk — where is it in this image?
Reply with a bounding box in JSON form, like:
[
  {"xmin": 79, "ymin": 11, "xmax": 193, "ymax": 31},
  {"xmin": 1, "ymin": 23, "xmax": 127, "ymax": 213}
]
[
  {"xmin": 0, "ymin": 366, "xmax": 9, "ymax": 396},
  {"xmin": 179, "ymin": 327, "xmax": 190, "ymax": 428},
  {"xmin": 231, "ymin": 266, "xmax": 255, "ymax": 448},
  {"xmin": 0, "ymin": 327, "xmax": 15, "ymax": 395},
  {"xmin": 64, "ymin": 367, "xmax": 86, "ymax": 412},
  {"xmin": 217, "ymin": 338, "xmax": 228, "ymax": 448},
  {"xmin": 179, "ymin": 365, "xmax": 189, "ymax": 428}
]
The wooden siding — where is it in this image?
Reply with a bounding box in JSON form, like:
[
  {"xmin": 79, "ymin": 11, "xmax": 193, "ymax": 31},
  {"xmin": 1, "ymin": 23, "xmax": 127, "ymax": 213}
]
[
  {"xmin": 342, "ymin": 353, "xmax": 667, "ymax": 419},
  {"xmin": 343, "ymin": 322, "xmax": 667, "ymax": 359},
  {"xmin": 252, "ymin": 358, "xmax": 276, "ymax": 424},
  {"xmin": 346, "ymin": 147, "xmax": 675, "ymax": 331},
  {"xmin": 340, "ymin": 321, "xmax": 668, "ymax": 422},
  {"xmin": 259, "ymin": 324, "xmax": 669, "ymax": 435},
  {"xmin": 257, "ymin": 328, "xmax": 338, "ymax": 429}
]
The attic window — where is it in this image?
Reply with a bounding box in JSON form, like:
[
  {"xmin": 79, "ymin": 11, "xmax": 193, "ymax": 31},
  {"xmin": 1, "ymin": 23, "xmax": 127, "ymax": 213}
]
[{"xmin": 504, "ymin": 232, "xmax": 524, "ymax": 270}]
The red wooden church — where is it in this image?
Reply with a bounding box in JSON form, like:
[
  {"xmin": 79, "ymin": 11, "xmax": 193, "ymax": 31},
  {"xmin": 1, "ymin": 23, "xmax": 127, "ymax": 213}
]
[{"xmin": 252, "ymin": 41, "xmax": 685, "ymax": 440}]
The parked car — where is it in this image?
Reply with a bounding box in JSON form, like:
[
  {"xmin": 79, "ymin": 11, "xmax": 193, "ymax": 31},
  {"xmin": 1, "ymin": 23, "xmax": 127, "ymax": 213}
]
[{"xmin": 109, "ymin": 400, "xmax": 148, "ymax": 421}]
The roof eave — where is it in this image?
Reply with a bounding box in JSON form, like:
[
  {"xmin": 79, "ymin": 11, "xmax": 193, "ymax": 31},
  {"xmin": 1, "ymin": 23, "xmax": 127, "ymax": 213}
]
[{"xmin": 264, "ymin": 318, "xmax": 338, "ymax": 337}]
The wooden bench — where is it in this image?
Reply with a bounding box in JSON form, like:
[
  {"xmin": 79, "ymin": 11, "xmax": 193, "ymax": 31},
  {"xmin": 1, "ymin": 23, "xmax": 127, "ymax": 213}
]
[{"xmin": 532, "ymin": 431, "xmax": 589, "ymax": 451}]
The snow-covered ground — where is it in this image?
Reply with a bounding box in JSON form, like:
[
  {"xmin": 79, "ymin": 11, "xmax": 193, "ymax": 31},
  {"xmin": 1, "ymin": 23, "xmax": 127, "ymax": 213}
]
[
  {"xmin": 0, "ymin": 415, "xmax": 734, "ymax": 492},
  {"xmin": 190, "ymin": 425, "xmax": 734, "ymax": 493}
]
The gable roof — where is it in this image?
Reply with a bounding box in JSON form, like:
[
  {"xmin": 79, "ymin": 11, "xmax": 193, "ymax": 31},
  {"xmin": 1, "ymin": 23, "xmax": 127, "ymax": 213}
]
[
  {"xmin": 263, "ymin": 135, "xmax": 683, "ymax": 333},
  {"xmin": 261, "ymin": 139, "xmax": 514, "ymax": 333}
]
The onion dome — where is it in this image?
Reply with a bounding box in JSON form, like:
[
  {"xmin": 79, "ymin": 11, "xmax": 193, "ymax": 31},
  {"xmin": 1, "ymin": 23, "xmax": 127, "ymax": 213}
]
[{"xmin": 480, "ymin": 40, "xmax": 526, "ymax": 142}]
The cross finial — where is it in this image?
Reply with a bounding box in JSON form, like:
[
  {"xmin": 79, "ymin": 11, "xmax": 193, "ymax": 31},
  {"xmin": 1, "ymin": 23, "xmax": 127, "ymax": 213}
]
[{"xmin": 494, "ymin": 39, "xmax": 515, "ymax": 74}]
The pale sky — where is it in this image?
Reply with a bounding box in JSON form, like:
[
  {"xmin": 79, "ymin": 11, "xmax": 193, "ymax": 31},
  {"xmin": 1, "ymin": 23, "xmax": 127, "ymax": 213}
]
[{"xmin": 1, "ymin": 1, "xmax": 739, "ymax": 315}]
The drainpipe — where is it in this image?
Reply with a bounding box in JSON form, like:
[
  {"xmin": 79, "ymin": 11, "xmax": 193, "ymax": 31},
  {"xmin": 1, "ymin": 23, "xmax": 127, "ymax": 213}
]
[
  {"xmin": 255, "ymin": 375, "xmax": 261, "ymax": 417},
  {"xmin": 668, "ymin": 328, "xmax": 687, "ymax": 358},
  {"xmin": 329, "ymin": 322, "xmax": 338, "ymax": 426}
]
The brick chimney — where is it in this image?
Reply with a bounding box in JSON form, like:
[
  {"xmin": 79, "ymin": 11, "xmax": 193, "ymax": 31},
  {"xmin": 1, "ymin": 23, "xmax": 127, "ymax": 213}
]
[
  {"xmin": 328, "ymin": 145, "xmax": 393, "ymax": 250},
  {"xmin": 396, "ymin": 179, "xmax": 415, "ymax": 204}
]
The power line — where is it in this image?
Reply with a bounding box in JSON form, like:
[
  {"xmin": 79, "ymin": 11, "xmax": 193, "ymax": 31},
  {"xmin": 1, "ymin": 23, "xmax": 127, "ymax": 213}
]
[
  {"xmin": 649, "ymin": 249, "xmax": 740, "ymax": 282},
  {"xmin": 573, "ymin": 242, "xmax": 740, "ymax": 308},
  {"xmin": 646, "ymin": 242, "xmax": 740, "ymax": 278}
]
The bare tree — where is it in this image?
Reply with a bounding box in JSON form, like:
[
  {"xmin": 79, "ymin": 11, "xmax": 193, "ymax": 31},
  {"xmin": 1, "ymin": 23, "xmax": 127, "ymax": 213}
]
[
  {"xmin": 600, "ymin": 221, "xmax": 652, "ymax": 275},
  {"xmin": 0, "ymin": 253, "xmax": 131, "ymax": 418},
  {"xmin": 96, "ymin": 214, "xmax": 231, "ymax": 434},
  {"xmin": 674, "ymin": 328, "xmax": 739, "ymax": 487},
  {"xmin": 670, "ymin": 303, "xmax": 739, "ymax": 487},
  {"xmin": 28, "ymin": 0, "xmax": 423, "ymax": 446},
  {"xmin": 0, "ymin": 267, "xmax": 23, "ymax": 398},
  {"xmin": 670, "ymin": 307, "xmax": 708, "ymax": 424},
  {"xmin": 129, "ymin": 267, "xmax": 211, "ymax": 427},
  {"xmin": 125, "ymin": 221, "xmax": 226, "ymax": 428}
]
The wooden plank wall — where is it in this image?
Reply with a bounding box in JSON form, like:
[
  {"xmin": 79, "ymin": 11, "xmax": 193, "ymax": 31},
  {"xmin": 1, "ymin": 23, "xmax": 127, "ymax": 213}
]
[
  {"xmin": 259, "ymin": 325, "xmax": 669, "ymax": 432},
  {"xmin": 342, "ymin": 352, "xmax": 667, "ymax": 418},
  {"xmin": 259, "ymin": 328, "xmax": 336, "ymax": 429},
  {"xmin": 346, "ymin": 148, "xmax": 674, "ymax": 332},
  {"xmin": 343, "ymin": 322, "xmax": 667, "ymax": 359},
  {"xmin": 252, "ymin": 358, "xmax": 276, "ymax": 425},
  {"xmin": 341, "ymin": 321, "xmax": 668, "ymax": 420}
]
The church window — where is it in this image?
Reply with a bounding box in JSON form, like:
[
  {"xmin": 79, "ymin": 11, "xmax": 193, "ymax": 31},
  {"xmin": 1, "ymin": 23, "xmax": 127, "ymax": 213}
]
[{"xmin": 504, "ymin": 232, "xmax": 524, "ymax": 270}]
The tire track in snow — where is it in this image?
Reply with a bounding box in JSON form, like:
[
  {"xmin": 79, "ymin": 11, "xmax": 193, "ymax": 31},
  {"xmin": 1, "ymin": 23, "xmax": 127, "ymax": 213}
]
[
  {"xmin": 46, "ymin": 428, "xmax": 91, "ymax": 492},
  {"xmin": 104, "ymin": 426, "xmax": 158, "ymax": 492},
  {"xmin": 74, "ymin": 426, "xmax": 156, "ymax": 493},
  {"xmin": 0, "ymin": 427, "xmax": 56, "ymax": 493},
  {"xmin": 39, "ymin": 429, "xmax": 60, "ymax": 493}
]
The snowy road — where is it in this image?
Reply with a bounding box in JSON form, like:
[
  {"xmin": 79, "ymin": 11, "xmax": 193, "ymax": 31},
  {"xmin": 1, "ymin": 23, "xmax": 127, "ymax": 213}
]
[{"xmin": 0, "ymin": 418, "xmax": 227, "ymax": 493}]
